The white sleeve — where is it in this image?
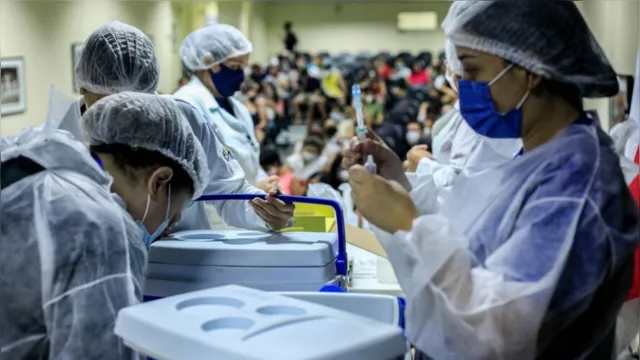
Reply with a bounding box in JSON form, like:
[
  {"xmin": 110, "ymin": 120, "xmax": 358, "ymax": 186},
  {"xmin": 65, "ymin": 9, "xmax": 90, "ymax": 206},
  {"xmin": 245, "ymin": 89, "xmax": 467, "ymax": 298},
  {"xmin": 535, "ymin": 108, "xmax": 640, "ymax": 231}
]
[
  {"xmin": 371, "ymin": 196, "xmax": 592, "ymax": 359},
  {"xmin": 409, "ymin": 158, "xmax": 460, "ymax": 215}
]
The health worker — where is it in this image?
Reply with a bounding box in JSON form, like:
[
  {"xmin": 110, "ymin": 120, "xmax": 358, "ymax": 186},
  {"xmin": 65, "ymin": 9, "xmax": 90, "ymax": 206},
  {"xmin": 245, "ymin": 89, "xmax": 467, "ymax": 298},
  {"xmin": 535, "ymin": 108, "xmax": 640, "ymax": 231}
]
[
  {"xmin": 58, "ymin": 21, "xmax": 293, "ymax": 231},
  {"xmin": 404, "ymin": 39, "xmax": 522, "ymax": 215},
  {"xmin": 174, "ymin": 24, "xmax": 294, "ymax": 231},
  {"xmin": 0, "ymin": 92, "xmax": 209, "ymax": 359},
  {"xmin": 345, "ymin": 1, "xmax": 640, "ymax": 358}
]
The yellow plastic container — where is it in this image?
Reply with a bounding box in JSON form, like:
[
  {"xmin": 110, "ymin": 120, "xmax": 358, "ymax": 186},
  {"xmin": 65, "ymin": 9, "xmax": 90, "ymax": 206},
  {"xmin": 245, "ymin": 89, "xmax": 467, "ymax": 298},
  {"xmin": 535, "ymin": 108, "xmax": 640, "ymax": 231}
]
[{"xmin": 282, "ymin": 203, "xmax": 336, "ymax": 233}]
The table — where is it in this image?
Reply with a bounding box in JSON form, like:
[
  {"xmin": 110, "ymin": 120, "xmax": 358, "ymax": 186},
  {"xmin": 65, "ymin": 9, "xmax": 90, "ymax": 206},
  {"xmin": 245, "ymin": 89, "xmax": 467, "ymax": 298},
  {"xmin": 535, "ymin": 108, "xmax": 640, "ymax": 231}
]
[{"xmin": 346, "ymin": 244, "xmax": 404, "ymax": 297}]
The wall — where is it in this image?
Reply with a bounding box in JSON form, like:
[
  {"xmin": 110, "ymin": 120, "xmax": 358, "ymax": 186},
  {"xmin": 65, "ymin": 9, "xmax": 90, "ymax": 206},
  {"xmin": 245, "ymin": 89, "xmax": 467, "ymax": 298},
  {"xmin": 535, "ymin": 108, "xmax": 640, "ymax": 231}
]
[
  {"xmin": 580, "ymin": 0, "xmax": 640, "ymax": 130},
  {"xmin": 0, "ymin": 0, "xmax": 175, "ymax": 136},
  {"xmin": 264, "ymin": 1, "xmax": 451, "ymax": 56}
]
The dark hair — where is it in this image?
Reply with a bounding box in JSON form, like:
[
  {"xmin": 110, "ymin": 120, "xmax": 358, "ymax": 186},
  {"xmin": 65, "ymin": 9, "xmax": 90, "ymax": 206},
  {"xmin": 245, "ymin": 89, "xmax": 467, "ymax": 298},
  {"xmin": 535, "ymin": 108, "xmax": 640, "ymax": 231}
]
[
  {"xmin": 90, "ymin": 144, "xmax": 194, "ymax": 196},
  {"xmin": 302, "ymin": 135, "xmax": 325, "ymax": 153},
  {"xmin": 284, "ymin": 22, "xmax": 292, "ymax": 30},
  {"xmin": 260, "ymin": 145, "xmax": 281, "ymax": 168},
  {"xmin": 540, "ymin": 79, "xmax": 583, "ymax": 112}
]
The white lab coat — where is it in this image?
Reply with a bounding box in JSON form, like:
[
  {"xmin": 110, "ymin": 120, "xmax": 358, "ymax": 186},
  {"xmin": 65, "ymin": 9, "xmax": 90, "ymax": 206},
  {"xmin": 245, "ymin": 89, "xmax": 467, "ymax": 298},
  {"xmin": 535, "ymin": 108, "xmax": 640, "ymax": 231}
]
[
  {"xmin": 407, "ymin": 103, "xmax": 521, "ymax": 215},
  {"xmin": 170, "ymin": 97, "xmax": 266, "ymax": 232},
  {"xmin": 373, "ymin": 122, "xmax": 639, "ymax": 359},
  {"xmin": 174, "ymin": 77, "xmax": 268, "ymax": 186}
]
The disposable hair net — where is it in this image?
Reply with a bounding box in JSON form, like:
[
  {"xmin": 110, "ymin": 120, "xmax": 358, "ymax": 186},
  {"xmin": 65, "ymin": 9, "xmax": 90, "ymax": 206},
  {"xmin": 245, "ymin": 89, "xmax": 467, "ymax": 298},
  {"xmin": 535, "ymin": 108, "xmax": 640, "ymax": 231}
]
[
  {"xmin": 83, "ymin": 92, "xmax": 209, "ymax": 198},
  {"xmin": 445, "ymin": 39, "xmax": 463, "ymax": 76},
  {"xmin": 180, "ymin": 24, "xmax": 253, "ymax": 71},
  {"xmin": 75, "ymin": 21, "xmax": 159, "ymax": 95},
  {"xmin": 442, "ymin": 0, "xmax": 619, "ymax": 98}
]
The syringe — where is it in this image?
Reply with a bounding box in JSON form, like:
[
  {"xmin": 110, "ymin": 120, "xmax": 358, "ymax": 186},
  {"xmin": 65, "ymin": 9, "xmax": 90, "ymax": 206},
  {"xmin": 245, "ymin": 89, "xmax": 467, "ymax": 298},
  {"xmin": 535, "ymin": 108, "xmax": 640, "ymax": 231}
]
[{"xmin": 351, "ymin": 84, "xmax": 377, "ymax": 174}]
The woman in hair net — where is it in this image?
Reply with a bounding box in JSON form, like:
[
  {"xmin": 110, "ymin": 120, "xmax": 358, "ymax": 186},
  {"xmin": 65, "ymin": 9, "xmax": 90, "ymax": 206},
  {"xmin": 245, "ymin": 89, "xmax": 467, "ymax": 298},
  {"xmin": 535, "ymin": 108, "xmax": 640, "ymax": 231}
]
[
  {"xmin": 0, "ymin": 92, "xmax": 209, "ymax": 359},
  {"xmin": 59, "ymin": 21, "xmax": 160, "ymax": 139},
  {"xmin": 344, "ymin": 1, "xmax": 640, "ymax": 358},
  {"xmin": 59, "ymin": 21, "xmax": 293, "ymax": 231},
  {"xmin": 404, "ymin": 39, "xmax": 521, "ymax": 215},
  {"xmin": 174, "ymin": 24, "xmax": 294, "ymax": 231}
]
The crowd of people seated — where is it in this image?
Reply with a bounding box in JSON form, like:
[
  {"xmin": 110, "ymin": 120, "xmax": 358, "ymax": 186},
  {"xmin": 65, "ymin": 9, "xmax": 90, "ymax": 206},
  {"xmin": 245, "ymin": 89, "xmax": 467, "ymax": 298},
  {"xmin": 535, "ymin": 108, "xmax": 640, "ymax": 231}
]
[{"xmin": 176, "ymin": 49, "xmax": 456, "ymax": 197}]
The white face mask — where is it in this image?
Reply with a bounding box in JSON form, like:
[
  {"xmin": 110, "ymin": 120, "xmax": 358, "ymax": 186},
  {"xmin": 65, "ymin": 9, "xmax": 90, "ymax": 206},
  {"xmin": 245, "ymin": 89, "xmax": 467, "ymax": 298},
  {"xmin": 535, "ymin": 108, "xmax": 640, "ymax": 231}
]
[
  {"xmin": 302, "ymin": 151, "xmax": 318, "ymax": 162},
  {"xmin": 338, "ymin": 170, "xmax": 349, "ymax": 182},
  {"xmin": 406, "ymin": 131, "xmax": 421, "ymax": 145},
  {"xmin": 365, "ymin": 94, "xmax": 375, "ymax": 104},
  {"xmin": 423, "ymin": 127, "xmax": 433, "ymax": 138}
]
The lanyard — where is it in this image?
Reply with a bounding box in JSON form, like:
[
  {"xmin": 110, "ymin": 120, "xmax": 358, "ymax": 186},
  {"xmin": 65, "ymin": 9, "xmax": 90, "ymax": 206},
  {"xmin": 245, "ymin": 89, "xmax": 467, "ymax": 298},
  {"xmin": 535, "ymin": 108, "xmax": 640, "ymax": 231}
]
[{"xmin": 91, "ymin": 153, "xmax": 104, "ymax": 169}]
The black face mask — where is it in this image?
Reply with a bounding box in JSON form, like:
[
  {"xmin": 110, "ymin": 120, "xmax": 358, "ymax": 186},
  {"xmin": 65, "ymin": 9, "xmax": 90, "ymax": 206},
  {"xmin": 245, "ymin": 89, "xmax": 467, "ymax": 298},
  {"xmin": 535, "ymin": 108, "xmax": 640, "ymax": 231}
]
[{"xmin": 324, "ymin": 126, "xmax": 338, "ymax": 138}]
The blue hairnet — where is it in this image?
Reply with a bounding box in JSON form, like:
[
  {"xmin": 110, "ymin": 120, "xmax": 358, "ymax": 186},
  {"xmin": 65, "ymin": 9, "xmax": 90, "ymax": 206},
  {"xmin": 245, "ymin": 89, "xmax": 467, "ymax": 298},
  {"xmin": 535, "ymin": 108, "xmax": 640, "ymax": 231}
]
[{"xmin": 442, "ymin": 0, "xmax": 619, "ymax": 98}]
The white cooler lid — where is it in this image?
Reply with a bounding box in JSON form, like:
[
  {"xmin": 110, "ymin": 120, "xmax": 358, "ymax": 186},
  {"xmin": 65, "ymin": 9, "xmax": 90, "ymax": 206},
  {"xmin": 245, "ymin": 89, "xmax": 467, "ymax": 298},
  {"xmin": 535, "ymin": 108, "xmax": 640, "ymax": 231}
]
[
  {"xmin": 115, "ymin": 285, "xmax": 407, "ymax": 360},
  {"xmin": 149, "ymin": 230, "xmax": 338, "ymax": 267}
]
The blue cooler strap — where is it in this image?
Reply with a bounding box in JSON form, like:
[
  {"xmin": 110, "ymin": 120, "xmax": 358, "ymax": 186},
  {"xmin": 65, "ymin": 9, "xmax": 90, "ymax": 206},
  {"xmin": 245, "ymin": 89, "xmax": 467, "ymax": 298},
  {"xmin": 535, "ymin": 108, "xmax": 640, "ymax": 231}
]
[{"xmin": 195, "ymin": 194, "xmax": 348, "ymax": 277}]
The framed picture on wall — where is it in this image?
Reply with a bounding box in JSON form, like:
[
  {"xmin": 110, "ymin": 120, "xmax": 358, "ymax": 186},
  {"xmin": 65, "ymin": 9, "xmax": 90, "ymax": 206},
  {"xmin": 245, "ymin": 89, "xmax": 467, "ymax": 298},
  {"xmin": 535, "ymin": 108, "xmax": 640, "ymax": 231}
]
[
  {"xmin": 610, "ymin": 74, "xmax": 635, "ymax": 128},
  {"xmin": 1, "ymin": 57, "xmax": 27, "ymax": 116},
  {"xmin": 71, "ymin": 42, "xmax": 84, "ymax": 92}
]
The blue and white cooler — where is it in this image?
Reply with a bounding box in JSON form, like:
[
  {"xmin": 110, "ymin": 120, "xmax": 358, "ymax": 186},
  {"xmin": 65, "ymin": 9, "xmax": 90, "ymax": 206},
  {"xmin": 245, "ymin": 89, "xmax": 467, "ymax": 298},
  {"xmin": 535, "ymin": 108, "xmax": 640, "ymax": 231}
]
[
  {"xmin": 116, "ymin": 285, "xmax": 409, "ymax": 360},
  {"xmin": 144, "ymin": 195, "xmax": 348, "ymax": 300}
]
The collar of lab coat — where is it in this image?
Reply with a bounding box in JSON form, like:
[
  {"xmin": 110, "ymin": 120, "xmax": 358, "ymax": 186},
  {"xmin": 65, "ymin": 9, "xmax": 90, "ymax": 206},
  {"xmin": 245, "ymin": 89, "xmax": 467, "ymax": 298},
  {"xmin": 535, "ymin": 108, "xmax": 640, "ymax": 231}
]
[
  {"xmin": 186, "ymin": 76, "xmax": 247, "ymax": 116},
  {"xmin": 187, "ymin": 76, "xmax": 220, "ymax": 111}
]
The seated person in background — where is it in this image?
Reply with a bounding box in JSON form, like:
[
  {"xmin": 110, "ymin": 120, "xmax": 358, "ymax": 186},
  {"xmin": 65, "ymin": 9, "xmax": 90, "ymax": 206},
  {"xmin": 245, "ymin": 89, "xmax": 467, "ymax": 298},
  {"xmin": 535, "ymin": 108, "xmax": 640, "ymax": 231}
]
[
  {"xmin": 328, "ymin": 103, "xmax": 347, "ymax": 121},
  {"xmin": 0, "ymin": 92, "xmax": 209, "ymax": 359},
  {"xmin": 389, "ymin": 58, "xmax": 411, "ymax": 82},
  {"xmin": 323, "ymin": 118, "xmax": 343, "ymax": 157},
  {"xmin": 363, "ymin": 88, "xmax": 384, "ymax": 128},
  {"xmin": 407, "ymin": 61, "xmax": 430, "ymax": 87},
  {"xmin": 293, "ymin": 70, "xmax": 326, "ymax": 123},
  {"xmin": 320, "ymin": 152, "xmax": 349, "ymax": 191},
  {"xmin": 319, "ymin": 59, "xmax": 347, "ymax": 105},
  {"xmin": 281, "ymin": 136, "xmax": 328, "ymax": 194},
  {"xmin": 259, "ymin": 145, "xmax": 284, "ymax": 177}
]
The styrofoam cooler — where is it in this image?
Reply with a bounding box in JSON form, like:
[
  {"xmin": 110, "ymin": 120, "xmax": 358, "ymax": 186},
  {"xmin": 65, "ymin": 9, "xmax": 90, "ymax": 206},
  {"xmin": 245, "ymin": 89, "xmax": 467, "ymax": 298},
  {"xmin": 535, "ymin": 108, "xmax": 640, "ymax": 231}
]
[
  {"xmin": 279, "ymin": 292, "xmax": 405, "ymax": 328},
  {"xmin": 145, "ymin": 195, "xmax": 348, "ymax": 300},
  {"xmin": 116, "ymin": 285, "xmax": 408, "ymax": 360}
]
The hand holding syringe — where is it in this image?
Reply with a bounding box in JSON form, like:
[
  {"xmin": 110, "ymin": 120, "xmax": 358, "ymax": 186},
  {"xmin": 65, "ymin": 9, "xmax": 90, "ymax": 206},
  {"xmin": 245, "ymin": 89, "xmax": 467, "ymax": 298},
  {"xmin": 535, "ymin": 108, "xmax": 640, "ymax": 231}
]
[{"xmin": 352, "ymin": 84, "xmax": 377, "ymax": 174}]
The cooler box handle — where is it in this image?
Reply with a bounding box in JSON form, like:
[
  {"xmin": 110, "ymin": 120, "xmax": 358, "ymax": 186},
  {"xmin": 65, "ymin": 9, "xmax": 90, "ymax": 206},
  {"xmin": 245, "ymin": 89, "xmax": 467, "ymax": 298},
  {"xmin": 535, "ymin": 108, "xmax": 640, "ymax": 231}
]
[{"xmin": 195, "ymin": 194, "xmax": 348, "ymax": 277}]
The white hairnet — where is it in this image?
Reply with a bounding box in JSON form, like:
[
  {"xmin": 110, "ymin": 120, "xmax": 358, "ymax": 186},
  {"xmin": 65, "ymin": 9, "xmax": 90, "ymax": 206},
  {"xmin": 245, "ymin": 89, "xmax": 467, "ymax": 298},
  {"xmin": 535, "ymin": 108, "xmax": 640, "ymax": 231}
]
[
  {"xmin": 445, "ymin": 39, "xmax": 463, "ymax": 76},
  {"xmin": 83, "ymin": 92, "xmax": 209, "ymax": 198},
  {"xmin": 442, "ymin": 0, "xmax": 619, "ymax": 98},
  {"xmin": 75, "ymin": 21, "xmax": 159, "ymax": 95},
  {"xmin": 180, "ymin": 24, "xmax": 253, "ymax": 71}
]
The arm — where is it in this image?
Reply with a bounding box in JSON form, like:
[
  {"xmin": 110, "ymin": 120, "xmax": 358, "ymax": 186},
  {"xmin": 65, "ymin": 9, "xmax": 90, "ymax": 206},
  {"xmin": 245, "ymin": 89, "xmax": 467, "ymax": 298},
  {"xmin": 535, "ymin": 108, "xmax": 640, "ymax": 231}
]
[{"xmin": 373, "ymin": 198, "xmax": 604, "ymax": 359}]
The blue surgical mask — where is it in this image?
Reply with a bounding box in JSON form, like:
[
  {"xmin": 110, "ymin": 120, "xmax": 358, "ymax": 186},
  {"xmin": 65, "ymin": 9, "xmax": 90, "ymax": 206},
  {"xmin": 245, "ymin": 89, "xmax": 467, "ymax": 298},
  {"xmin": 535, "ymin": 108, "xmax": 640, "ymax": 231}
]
[
  {"xmin": 210, "ymin": 63, "xmax": 245, "ymax": 97},
  {"xmin": 458, "ymin": 64, "xmax": 530, "ymax": 139},
  {"xmin": 137, "ymin": 185, "xmax": 172, "ymax": 248}
]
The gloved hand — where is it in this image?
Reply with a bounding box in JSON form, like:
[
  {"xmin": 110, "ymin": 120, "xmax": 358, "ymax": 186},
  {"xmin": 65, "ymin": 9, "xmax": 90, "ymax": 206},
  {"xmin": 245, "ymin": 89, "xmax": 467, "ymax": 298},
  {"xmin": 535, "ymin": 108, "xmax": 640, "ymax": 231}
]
[
  {"xmin": 250, "ymin": 188, "xmax": 295, "ymax": 231},
  {"xmin": 342, "ymin": 127, "xmax": 411, "ymax": 191}
]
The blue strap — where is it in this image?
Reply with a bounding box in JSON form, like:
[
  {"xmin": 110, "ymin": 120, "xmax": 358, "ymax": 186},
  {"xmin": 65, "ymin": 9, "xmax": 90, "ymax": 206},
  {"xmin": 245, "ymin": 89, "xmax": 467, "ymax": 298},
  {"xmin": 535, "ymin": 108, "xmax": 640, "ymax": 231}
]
[
  {"xmin": 196, "ymin": 194, "xmax": 348, "ymax": 277},
  {"xmin": 91, "ymin": 153, "xmax": 103, "ymax": 169}
]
